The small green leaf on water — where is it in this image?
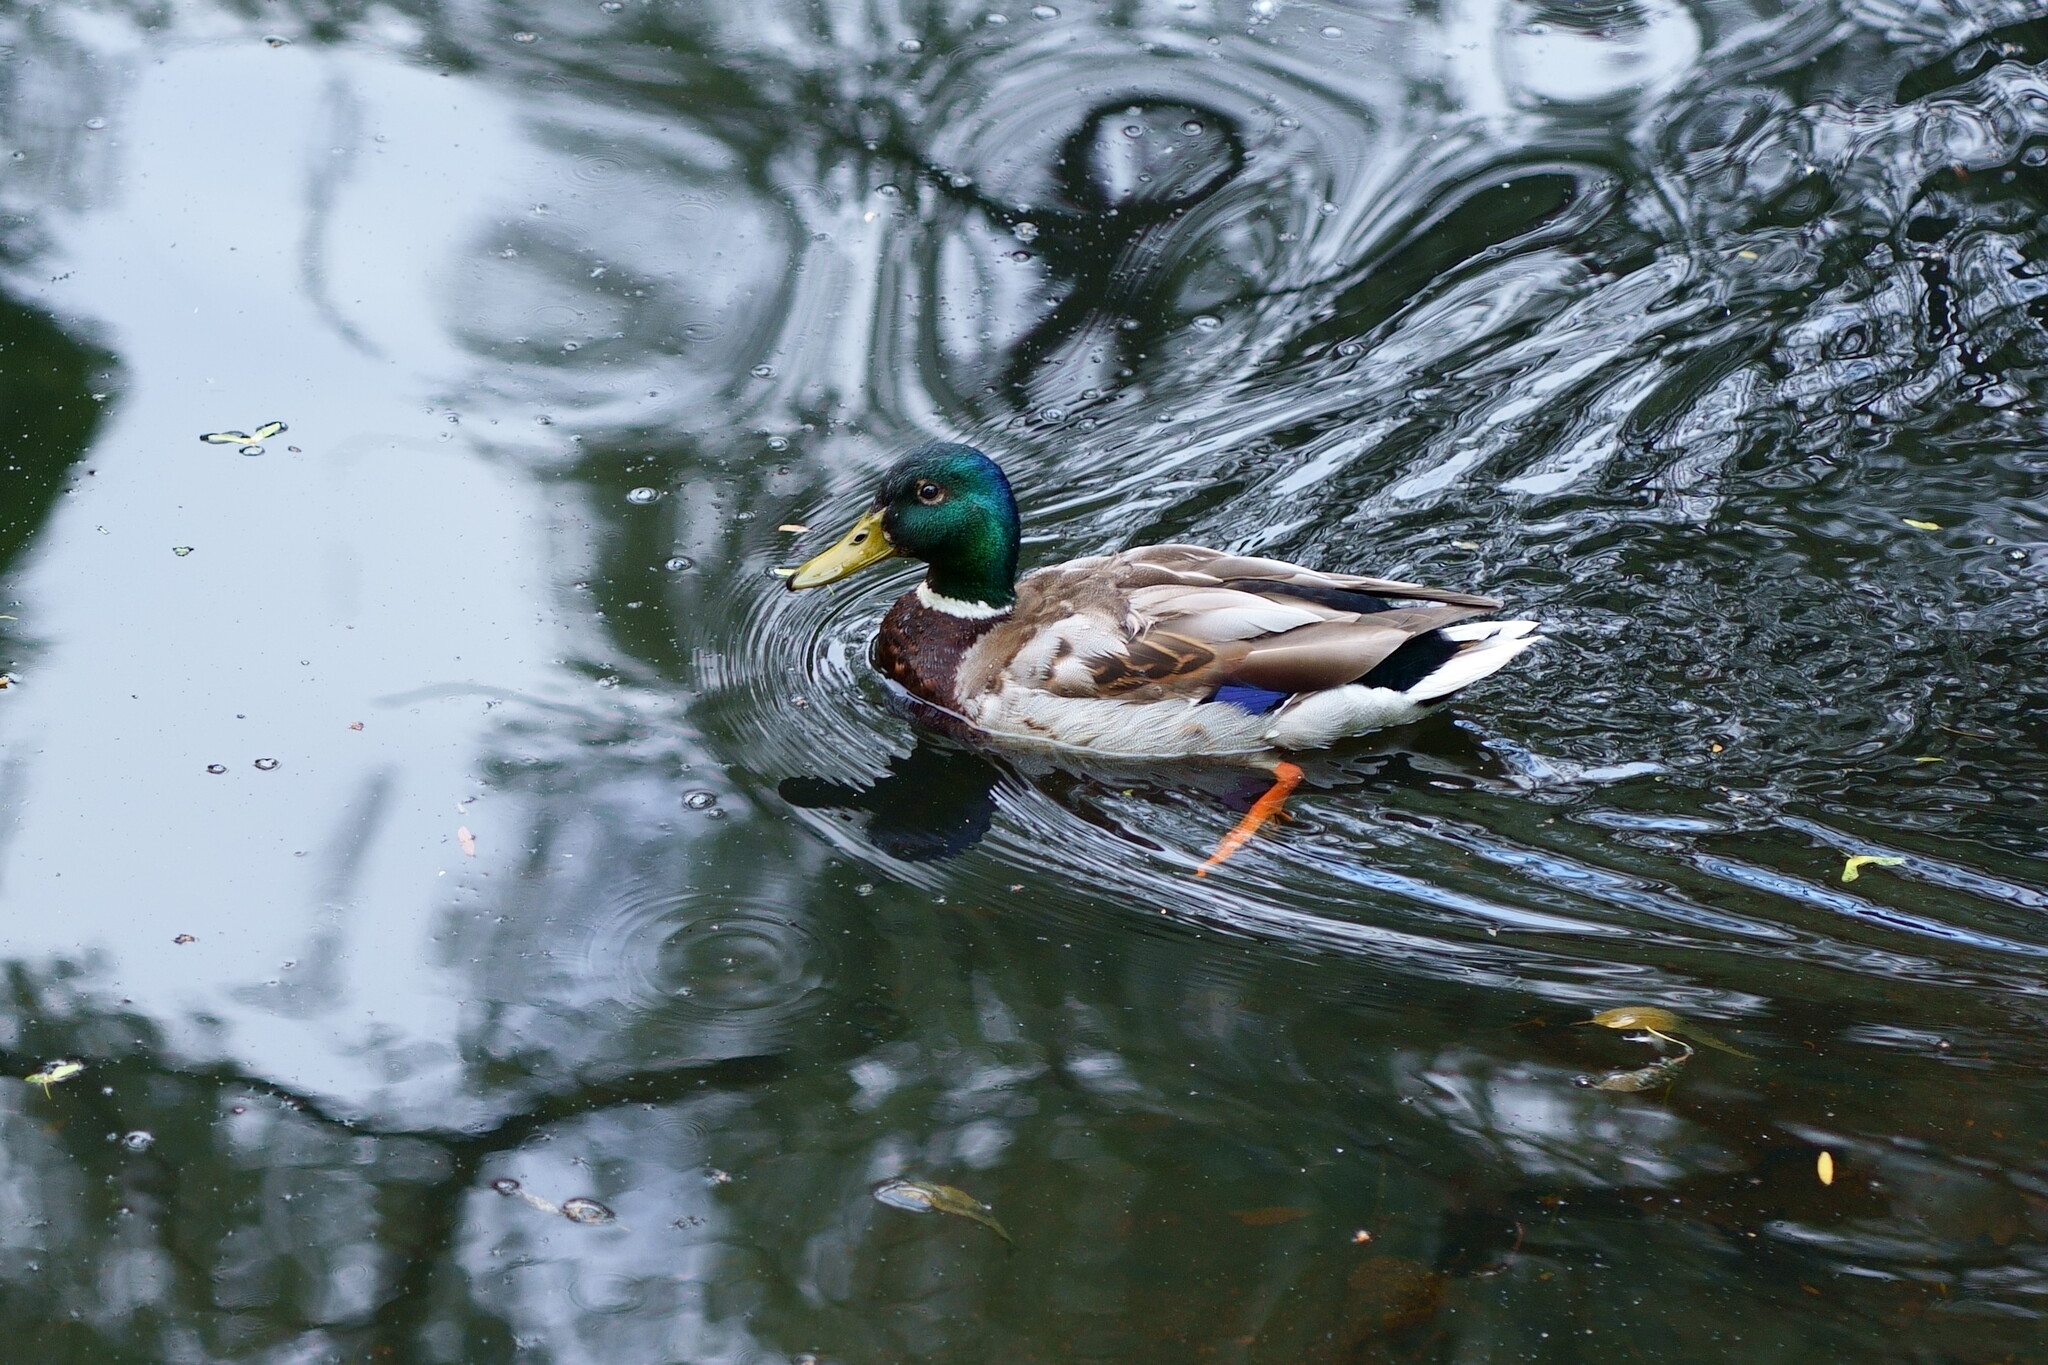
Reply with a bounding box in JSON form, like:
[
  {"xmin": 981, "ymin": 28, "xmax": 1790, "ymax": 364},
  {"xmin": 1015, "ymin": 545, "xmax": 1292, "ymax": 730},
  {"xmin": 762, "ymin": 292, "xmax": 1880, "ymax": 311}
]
[
  {"xmin": 172, "ymin": 546, "xmax": 193, "ymax": 556},
  {"xmin": 25, "ymin": 1059, "xmax": 84, "ymax": 1095},
  {"xmin": 1903, "ymin": 518, "xmax": 1941, "ymax": 531},
  {"xmin": 1841, "ymin": 855, "xmax": 1904, "ymax": 883},
  {"xmin": 200, "ymin": 430, "xmax": 251, "ymax": 445},
  {"xmin": 873, "ymin": 1177, "xmax": 1012, "ymax": 1243},
  {"xmin": 251, "ymin": 420, "xmax": 287, "ymax": 441},
  {"xmin": 1913, "ymin": 756, "xmax": 1941, "ymax": 763}
]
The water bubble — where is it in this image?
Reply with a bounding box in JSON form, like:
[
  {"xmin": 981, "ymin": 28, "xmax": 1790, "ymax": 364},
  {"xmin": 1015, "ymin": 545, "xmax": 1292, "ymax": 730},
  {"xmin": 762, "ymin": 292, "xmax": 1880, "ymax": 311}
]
[
  {"xmin": 766, "ymin": 436, "xmax": 789, "ymax": 451},
  {"xmin": 2007, "ymin": 547, "xmax": 2031, "ymax": 564},
  {"xmin": 1191, "ymin": 314, "xmax": 1221, "ymax": 332},
  {"xmin": 83, "ymin": 117, "xmax": 107, "ymax": 131},
  {"xmin": 561, "ymin": 1197, "xmax": 616, "ymax": 1224},
  {"xmin": 1013, "ymin": 221, "xmax": 1039, "ymax": 242},
  {"xmin": 600, "ymin": 1, "xmax": 624, "ymax": 10},
  {"xmin": 1122, "ymin": 124, "xmax": 1144, "ymax": 139},
  {"xmin": 626, "ymin": 487, "xmax": 662, "ymax": 505},
  {"xmin": 855, "ymin": 883, "xmax": 874, "ymax": 896},
  {"xmin": 206, "ymin": 764, "xmax": 227, "ymax": 775},
  {"xmin": 1321, "ymin": 25, "xmax": 1343, "ymax": 37},
  {"xmin": 1038, "ymin": 406, "xmax": 1067, "ymax": 422},
  {"xmin": 664, "ymin": 555, "xmax": 695, "ymax": 572},
  {"xmin": 1336, "ymin": 340, "xmax": 1364, "ymax": 357},
  {"xmin": 490, "ymin": 1177, "xmax": 522, "ymax": 1196},
  {"xmin": 120, "ymin": 1131, "xmax": 153, "ymax": 1151},
  {"xmin": 2026, "ymin": 146, "xmax": 2048, "ymax": 166},
  {"xmin": 1180, "ymin": 120, "xmax": 1204, "ymax": 136},
  {"xmin": 9, "ymin": 151, "xmax": 22, "ymax": 161},
  {"xmin": 897, "ymin": 38, "xmax": 924, "ymax": 53},
  {"xmin": 1277, "ymin": 115, "xmax": 1300, "ymax": 129},
  {"xmin": 562, "ymin": 341, "xmax": 579, "ymax": 351},
  {"xmin": 535, "ymin": 414, "xmax": 554, "ymax": 425},
  {"xmin": 238, "ymin": 444, "xmax": 264, "ymax": 456},
  {"xmin": 262, "ymin": 34, "xmax": 291, "ymax": 48},
  {"xmin": 876, "ymin": 183, "xmax": 901, "ymax": 196},
  {"xmin": 682, "ymin": 790, "xmax": 718, "ymax": 810},
  {"xmin": 512, "ymin": 31, "xmax": 538, "ymax": 43},
  {"xmin": 986, "ymin": 11, "xmax": 1007, "ymax": 22},
  {"xmin": 751, "ymin": 364, "xmax": 775, "ymax": 378},
  {"xmin": 253, "ymin": 758, "xmax": 280, "ymax": 771},
  {"xmin": 1031, "ymin": 4, "xmax": 1059, "ymax": 16}
]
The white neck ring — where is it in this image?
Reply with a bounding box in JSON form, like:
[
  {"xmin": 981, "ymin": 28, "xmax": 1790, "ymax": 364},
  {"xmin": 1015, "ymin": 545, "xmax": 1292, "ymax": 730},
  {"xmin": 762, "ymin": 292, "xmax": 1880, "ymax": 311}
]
[{"xmin": 916, "ymin": 582, "xmax": 1010, "ymax": 619}]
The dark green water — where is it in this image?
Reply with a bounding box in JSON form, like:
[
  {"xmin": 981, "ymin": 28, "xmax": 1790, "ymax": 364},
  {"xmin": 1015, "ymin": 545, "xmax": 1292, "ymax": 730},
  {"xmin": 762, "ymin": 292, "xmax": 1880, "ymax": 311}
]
[{"xmin": 0, "ymin": 0, "xmax": 2045, "ymax": 1360}]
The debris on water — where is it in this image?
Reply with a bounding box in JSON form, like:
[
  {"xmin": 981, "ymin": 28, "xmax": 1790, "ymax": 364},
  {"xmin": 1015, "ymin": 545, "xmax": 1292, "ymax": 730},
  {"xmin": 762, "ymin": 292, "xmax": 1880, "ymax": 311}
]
[
  {"xmin": 200, "ymin": 421, "xmax": 286, "ymax": 454},
  {"xmin": 1584, "ymin": 1005, "xmax": 1753, "ymax": 1058},
  {"xmin": 777, "ymin": 523, "xmax": 809, "ymax": 533},
  {"xmin": 26, "ymin": 1060, "xmax": 84, "ymax": 1096},
  {"xmin": 173, "ymin": 933, "xmax": 195, "ymax": 944},
  {"xmin": 1903, "ymin": 518, "xmax": 1942, "ymax": 531},
  {"xmin": 1817, "ymin": 1150, "xmax": 1835, "ymax": 1185},
  {"xmin": 681, "ymin": 790, "xmax": 717, "ymax": 811},
  {"xmin": 1841, "ymin": 854, "xmax": 1904, "ymax": 883},
  {"xmin": 253, "ymin": 758, "xmax": 279, "ymax": 771},
  {"xmin": 560, "ymin": 1197, "xmax": 615, "ymax": 1225},
  {"xmin": 457, "ymin": 826, "xmax": 477, "ymax": 856},
  {"xmin": 349, "ymin": 721, "xmax": 364, "ymax": 731},
  {"xmin": 626, "ymin": 486, "xmax": 661, "ymax": 504},
  {"xmin": 490, "ymin": 1177, "xmax": 522, "ymax": 1196},
  {"xmin": 206, "ymin": 764, "xmax": 227, "ymax": 774},
  {"xmin": 872, "ymin": 1177, "xmax": 1012, "ymax": 1243},
  {"xmin": 1230, "ymin": 1205, "xmax": 1310, "ymax": 1227},
  {"xmin": 120, "ymin": 1130, "xmax": 154, "ymax": 1151},
  {"xmin": 172, "ymin": 546, "xmax": 193, "ymax": 556}
]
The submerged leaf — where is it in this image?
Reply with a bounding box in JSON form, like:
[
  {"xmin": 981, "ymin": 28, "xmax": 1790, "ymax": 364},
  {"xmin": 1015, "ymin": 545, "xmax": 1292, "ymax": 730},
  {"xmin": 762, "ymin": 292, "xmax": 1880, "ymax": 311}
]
[
  {"xmin": 1230, "ymin": 1205, "xmax": 1310, "ymax": 1227},
  {"xmin": 873, "ymin": 1177, "xmax": 1012, "ymax": 1243},
  {"xmin": 1585, "ymin": 1005, "xmax": 1753, "ymax": 1059},
  {"xmin": 1841, "ymin": 854, "xmax": 1904, "ymax": 883},
  {"xmin": 1582, "ymin": 1053, "xmax": 1691, "ymax": 1092}
]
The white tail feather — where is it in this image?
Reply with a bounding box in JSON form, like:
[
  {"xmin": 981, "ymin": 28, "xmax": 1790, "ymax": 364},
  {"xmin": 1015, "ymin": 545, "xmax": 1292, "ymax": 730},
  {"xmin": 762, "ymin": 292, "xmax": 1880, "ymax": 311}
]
[{"xmin": 1406, "ymin": 622, "xmax": 1542, "ymax": 701}]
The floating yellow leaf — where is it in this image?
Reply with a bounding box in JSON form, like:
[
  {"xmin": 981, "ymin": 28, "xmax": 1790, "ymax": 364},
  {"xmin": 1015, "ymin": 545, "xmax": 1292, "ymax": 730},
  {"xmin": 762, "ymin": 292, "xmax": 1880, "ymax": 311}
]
[
  {"xmin": 1736, "ymin": 249, "xmax": 1759, "ymax": 260},
  {"xmin": 1841, "ymin": 855, "xmax": 1904, "ymax": 883},
  {"xmin": 777, "ymin": 523, "xmax": 810, "ymax": 533},
  {"xmin": 1817, "ymin": 1150, "xmax": 1834, "ymax": 1185},
  {"xmin": 1585, "ymin": 1006, "xmax": 1753, "ymax": 1058},
  {"xmin": 873, "ymin": 1177, "xmax": 1012, "ymax": 1243},
  {"xmin": 1903, "ymin": 518, "xmax": 1941, "ymax": 531}
]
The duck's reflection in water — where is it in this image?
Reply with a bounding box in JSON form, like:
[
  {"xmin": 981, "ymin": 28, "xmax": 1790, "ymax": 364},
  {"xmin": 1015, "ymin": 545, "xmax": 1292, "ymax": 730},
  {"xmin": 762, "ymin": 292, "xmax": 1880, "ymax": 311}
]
[
  {"xmin": 780, "ymin": 710, "xmax": 1520, "ymax": 866},
  {"xmin": 780, "ymin": 737, "xmax": 1006, "ymax": 863}
]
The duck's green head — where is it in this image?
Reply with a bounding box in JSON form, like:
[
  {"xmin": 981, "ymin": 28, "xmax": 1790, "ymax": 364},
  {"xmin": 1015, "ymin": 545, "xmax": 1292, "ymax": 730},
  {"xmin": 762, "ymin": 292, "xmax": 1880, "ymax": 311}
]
[{"xmin": 786, "ymin": 444, "xmax": 1020, "ymax": 609}]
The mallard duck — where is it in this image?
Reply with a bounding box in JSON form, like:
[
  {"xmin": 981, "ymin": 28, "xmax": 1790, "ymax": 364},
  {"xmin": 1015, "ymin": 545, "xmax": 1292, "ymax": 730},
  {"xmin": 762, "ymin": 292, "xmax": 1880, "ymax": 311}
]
[{"xmin": 785, "ymin": 443, "xmax": 1539, "ymax": 871}]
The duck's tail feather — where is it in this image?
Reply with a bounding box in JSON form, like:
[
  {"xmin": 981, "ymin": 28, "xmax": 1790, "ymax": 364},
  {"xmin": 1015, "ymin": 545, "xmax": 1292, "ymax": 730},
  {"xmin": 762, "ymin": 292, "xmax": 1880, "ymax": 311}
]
[{"xmin": 1406, "ymin": 620, "xmax": 1542, "ymax": 701}]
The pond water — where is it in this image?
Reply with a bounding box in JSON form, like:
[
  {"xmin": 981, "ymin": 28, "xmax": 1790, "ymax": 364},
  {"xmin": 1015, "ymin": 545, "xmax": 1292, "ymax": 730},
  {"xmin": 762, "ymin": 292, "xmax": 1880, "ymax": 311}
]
[{"xmin": 0, "ymin": 0, "xmax": 2045, "ymax": 1360}]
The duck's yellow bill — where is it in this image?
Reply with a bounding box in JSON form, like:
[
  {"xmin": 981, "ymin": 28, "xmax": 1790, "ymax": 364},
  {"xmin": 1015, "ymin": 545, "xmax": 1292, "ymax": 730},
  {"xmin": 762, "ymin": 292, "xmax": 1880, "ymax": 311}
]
[{"xmin": 785, "ymin": 508, "xmax": 895, "ymax": 589}]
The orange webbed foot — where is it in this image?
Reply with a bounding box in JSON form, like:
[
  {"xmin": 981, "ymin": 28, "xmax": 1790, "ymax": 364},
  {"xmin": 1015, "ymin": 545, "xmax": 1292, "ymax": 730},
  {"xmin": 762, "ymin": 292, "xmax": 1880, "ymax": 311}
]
[{"xmin": 1195, "ymin": 761, "xmax": 1303, "ymax": 877}]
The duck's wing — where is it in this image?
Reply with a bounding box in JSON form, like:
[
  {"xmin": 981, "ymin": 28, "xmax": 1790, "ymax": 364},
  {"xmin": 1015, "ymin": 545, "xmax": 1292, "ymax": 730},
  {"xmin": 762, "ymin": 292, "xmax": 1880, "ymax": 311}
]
[
  {"xmin": 966, "ymin": 547, "xmax": 1501, "ymax": 703},
  {"xmin": 1114, "ymin": 543, "xmax": 1504, "ymax": 611}
]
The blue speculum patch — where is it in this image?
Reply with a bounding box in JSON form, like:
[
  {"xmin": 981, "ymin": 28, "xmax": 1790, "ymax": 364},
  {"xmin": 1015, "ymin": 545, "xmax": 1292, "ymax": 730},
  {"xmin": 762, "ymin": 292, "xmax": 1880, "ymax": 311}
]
[{"xmin": 1211, "ymin": 682, "xmax": 1292, "ymax": 714}]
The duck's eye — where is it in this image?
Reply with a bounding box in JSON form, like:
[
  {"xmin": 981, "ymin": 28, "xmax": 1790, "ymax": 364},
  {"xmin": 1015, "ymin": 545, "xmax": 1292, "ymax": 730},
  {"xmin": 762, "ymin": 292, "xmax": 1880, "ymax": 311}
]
[{"xmin": 915, "ymin": 481, "xmax": 945, "ymax": 505}]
